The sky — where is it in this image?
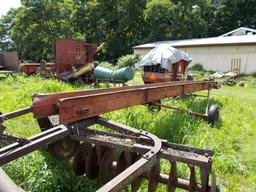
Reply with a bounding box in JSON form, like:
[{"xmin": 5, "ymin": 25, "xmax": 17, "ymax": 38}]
[{"xmin": 0, "ymin": 0, "xmax": 21, "ymax": 17}]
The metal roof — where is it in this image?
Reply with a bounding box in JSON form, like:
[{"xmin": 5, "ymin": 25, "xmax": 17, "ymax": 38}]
[
  {"xmin": 133, "ymin": 33, "xmax": 256, "ymax": 49},
  {"xmin": 220, "ymin": 27, "xmax": 256, "ymax": 37}
]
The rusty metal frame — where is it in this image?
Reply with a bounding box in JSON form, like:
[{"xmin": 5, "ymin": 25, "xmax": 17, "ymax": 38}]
[
  {"xmin": 0, "ymin": 107, "xmax": 32, "ymax": 123},
  {"xmin": 151, "ymin": 85, "xmax": 212, "ymax": 119},
  {"xmin": 71, "ymin": 117, "xmax": 214, "ymax": 191},
  {"xmin": 0, "ymin": 116, "xmax": 216, "ymax": 191},
  {"xmin": 0, "ymin": 81, "xmax": 219, "ymax": 192},
  {"xmin": 31, "ymin": 81, "xmax": 216, "ymax": 124},
  {"xmin": 0, "ymin": 125, "xmax": 69, "ymax": 165}
]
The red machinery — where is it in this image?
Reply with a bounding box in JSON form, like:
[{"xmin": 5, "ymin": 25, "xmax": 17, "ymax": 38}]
[
  {"xmin": 20, "ymin": 39, "xmax": 104, "ymax": 83},
  {"xmin": 0, "ymin": 80, "xmax": 220, "ymax": 192}
]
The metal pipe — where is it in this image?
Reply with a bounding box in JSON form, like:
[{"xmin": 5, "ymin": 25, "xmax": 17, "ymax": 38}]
[
  {"xmin": 0, "ymin": 107, "xmax": 32, "ymax": 123},
  {"xmin": 153, "ymin": 102, "xmax": 207, "ymax": 117}
]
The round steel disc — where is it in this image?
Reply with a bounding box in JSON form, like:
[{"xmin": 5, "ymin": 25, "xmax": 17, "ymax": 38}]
[
  {"xmin": 95, "ymin": 145, "xmax": 108, "ymax": 160},
  {"xmin": 99, "ymin": 148, "xmax": 117, "ymax": 181},
  {"xmin": 85, "ymin": 146, "xmax": 99, "ymax": 180},
  {"xmin": 148, "ymin": 162, "xmax": 160, "ymax": 192},
  {"xmin": 116, "ymin": 151, "xmax": 127, "ymax": 174},
  {"xmin": 48, "ymin": 137, "xmax": 80, "ymax": 160},
  {"xmin": 72, "ymin": 143, "xmax": 93, "ymax": 176}
]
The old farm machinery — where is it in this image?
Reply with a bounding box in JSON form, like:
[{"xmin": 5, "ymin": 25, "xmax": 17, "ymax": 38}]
[
  {"xmin": 0, "ymin": 80, "xmax": 219, "ymax": 192},
  {"xmin": 19, "ymin": 39, "xmax": 134, "ymax": 84}
]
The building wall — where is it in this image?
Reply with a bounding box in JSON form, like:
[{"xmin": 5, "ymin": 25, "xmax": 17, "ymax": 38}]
[{"xmin": 134, "ymin": 45, "xmax": 256, "ymax": 74}]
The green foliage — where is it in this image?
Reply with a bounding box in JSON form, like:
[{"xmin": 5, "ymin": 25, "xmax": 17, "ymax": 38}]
[
  {"xmin": 0, "ymin": 0, "xmax": 82, "ymax": 61},
  {"xmin": 189, "ymin": 63, "xmax": 205, "ymax": 71},
  {"xmin": 116, "ymin": 54, "xmax": 140, "ymax": 69},
  {"xmin": 252, "ymin": 72, "xmax": 256, "ymax": 78},
  {"xmin": 76, "ymin": 0, "xmax": 147, "ymax": 62},
  {"xmin": 144, "ymin": 0, "xmax": 209, "ymax": 41},
  {"xmin": 1, "ymin": 0, "xmax": 256, "ymax": 61},
  {"xmin": 144, "ymin": 0, "xmax": 176, "ymax": 41},
  {"xmin": 1, "ymin": 74, "xmax": 256, "ymax": 191},
  {"xmin": 98, "ymin": 61, "xmax": 116, "ymax": 70},
  {"xmin": 206, "ymin": 0, "xmax": 256, "ymax": 36}
]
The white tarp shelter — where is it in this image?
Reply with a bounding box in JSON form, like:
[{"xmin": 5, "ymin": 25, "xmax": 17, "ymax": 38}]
[{"xmin": 139, "ymin": 45, "xmax": 191, "ymax": 71}]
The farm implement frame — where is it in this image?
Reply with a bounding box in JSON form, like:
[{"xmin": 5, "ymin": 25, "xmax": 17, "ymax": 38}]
[{"xmin": 0, "ymin": 80, "xmax": 219, "ymax": 192}]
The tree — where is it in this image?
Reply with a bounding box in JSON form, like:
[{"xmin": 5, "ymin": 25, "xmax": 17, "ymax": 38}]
[
  {"xmin": 144, "ymin": 0, "xmax": 176, "ymax": 41},
  {"xmin": 73, "ymin": 0, "xmax": 147, "ymax": 61},
  {"xmin": 0, "ymin": 0, "xmax": 81, "ymax": 61},
  {"xmin": 0, "ymin": 9, "xmax": 17, "ymax": 51},
  {"xmin": 206, "ymin": 0, "xmax": 256, "ymax": 36},
  {"xmin": 144, "ymin": 0, "xmax": 210, "ymax": 42}
]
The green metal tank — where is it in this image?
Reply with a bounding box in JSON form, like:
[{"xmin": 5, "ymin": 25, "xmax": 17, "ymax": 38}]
[
  {"xmin": 94, "ymin": 66, "xmax": 134, "ymax": 82},
  {"xmin": 112, "ymin": 67, "xmax": 134, "ymax": 82},
  {"xmin": 94, "ymin": 66, "xmax": 113, "ymax": 80}
]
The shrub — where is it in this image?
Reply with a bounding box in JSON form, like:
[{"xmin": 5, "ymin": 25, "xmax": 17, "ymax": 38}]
[
  {"xmin": 116, "ymin": 54, "xmax": 140, "ymax": 69},
  {"xmin": 189, "ymin": 63, "xmax": 205, "ymax": 71},
  {"xmin": 98, "ymin": 61, "xmax": 116, "ymax": 70}
]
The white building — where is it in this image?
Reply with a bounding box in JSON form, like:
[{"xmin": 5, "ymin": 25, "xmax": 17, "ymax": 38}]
[{"xmin": 133, "ymin": 27, "xmax": 256, "ymax": 74}]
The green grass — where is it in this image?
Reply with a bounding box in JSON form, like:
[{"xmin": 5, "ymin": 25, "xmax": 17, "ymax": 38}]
[{"xmin": 0, "ymin": 73, "xmax": 256, "ymax": 191}]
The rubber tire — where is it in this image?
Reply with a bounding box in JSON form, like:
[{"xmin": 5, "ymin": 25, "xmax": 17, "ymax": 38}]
[{"xmin": 208, "ymin": 104, "xmax": 219, "ymax": 125}]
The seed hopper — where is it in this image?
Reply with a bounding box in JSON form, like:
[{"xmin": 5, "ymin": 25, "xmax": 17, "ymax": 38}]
[{"xmin": 0, "ymin": 80, "xmax": 219, "ymax": 192}]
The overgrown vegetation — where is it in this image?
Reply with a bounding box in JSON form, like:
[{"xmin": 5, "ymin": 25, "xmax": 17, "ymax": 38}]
[
  {"xmin": 189, "ymin": 63, "xmax": 205, "ymax": 71},
  {"xmin": 116, "ymin": 54, "xmax": 140, "ymax": 69},
  {"xmin": 1, "ymin": 0, "xmax": 256, "ymax": 61},
  {"xmin": 0, "ymin": 73, "xmax": 255, "ymax": 191}
]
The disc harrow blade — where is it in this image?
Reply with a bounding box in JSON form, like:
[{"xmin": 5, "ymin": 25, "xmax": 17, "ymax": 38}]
[
  {"xmin": 72, "ymin": 142, "xmax": 92, "ymax": 176},
  {"xmin": 98, "ymin": 148, "xmax": 117, "ymax": 181},
  {"xmin": 116, "ymin": 151, "xmax": 127, "ymax": 174},
  {"xmin": 85, "ymin": 145, "xmax": 99, "ymax": 179},
  {"xmin": 95, "ymin": 145, "xmax": 108, "ymax": 160},
  {"xmin": 48, "ymin": 136, "xmax": 79, "ymax": 160}
]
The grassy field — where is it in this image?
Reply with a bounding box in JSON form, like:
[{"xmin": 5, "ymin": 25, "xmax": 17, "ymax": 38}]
[{"xmin": 0, "ymin": 72, "xmax": 255, "ymax": 191}]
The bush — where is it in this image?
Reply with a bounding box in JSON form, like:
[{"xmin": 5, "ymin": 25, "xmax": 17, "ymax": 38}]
[
  {"xmin": 116, "ymin": 54, "xmax": 140, "ymax": 69},
  {"xmin": 189, "ymin": 63, "xmax": 205, "ymax": 71},
  {"xmin": 98, "ymin": 61, "xmax": 116, "ymax": 70},
  {"xmin": 252, "ymin": 72, "xmax": 256, "ymax": 78}
]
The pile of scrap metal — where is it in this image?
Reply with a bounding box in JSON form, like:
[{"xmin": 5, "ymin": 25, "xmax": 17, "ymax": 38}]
[
  {"xmin": 0, "ymin": 79, "xmax": 220, "ymax": 192},
  {"xmin": 19, "ymin": 39, "xmax": 134, "ymax": 84}
]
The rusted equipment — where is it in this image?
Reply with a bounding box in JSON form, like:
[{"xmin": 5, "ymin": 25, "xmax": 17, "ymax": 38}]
[
  {"xmin": 142, "ymin": 60, "xmax": 189, "ymax": 83},
  {"xmin": 0, "ymin": 52, "xmax": 20, "ymax": 72},
  {"xmin": 20, "ymin": 62, "xmax": 55, "ymax": 74},
  {"xmin": 0, "ymin": 80, "xmax": 219, "ymax": 191},
  {"xmin": 31, "ymin": 80, "xmax": 218, "ymax": 123},
  {"xmin": 19, "ymin": 39, "xmax": 133, "ymax": 84},
  {"xmin": 139, "ymin": 45, "xmax": 191, "ymax": 83},
  {"xmin": 19, "ymin": 39, "xmax": 102, "ymax": 81}
]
